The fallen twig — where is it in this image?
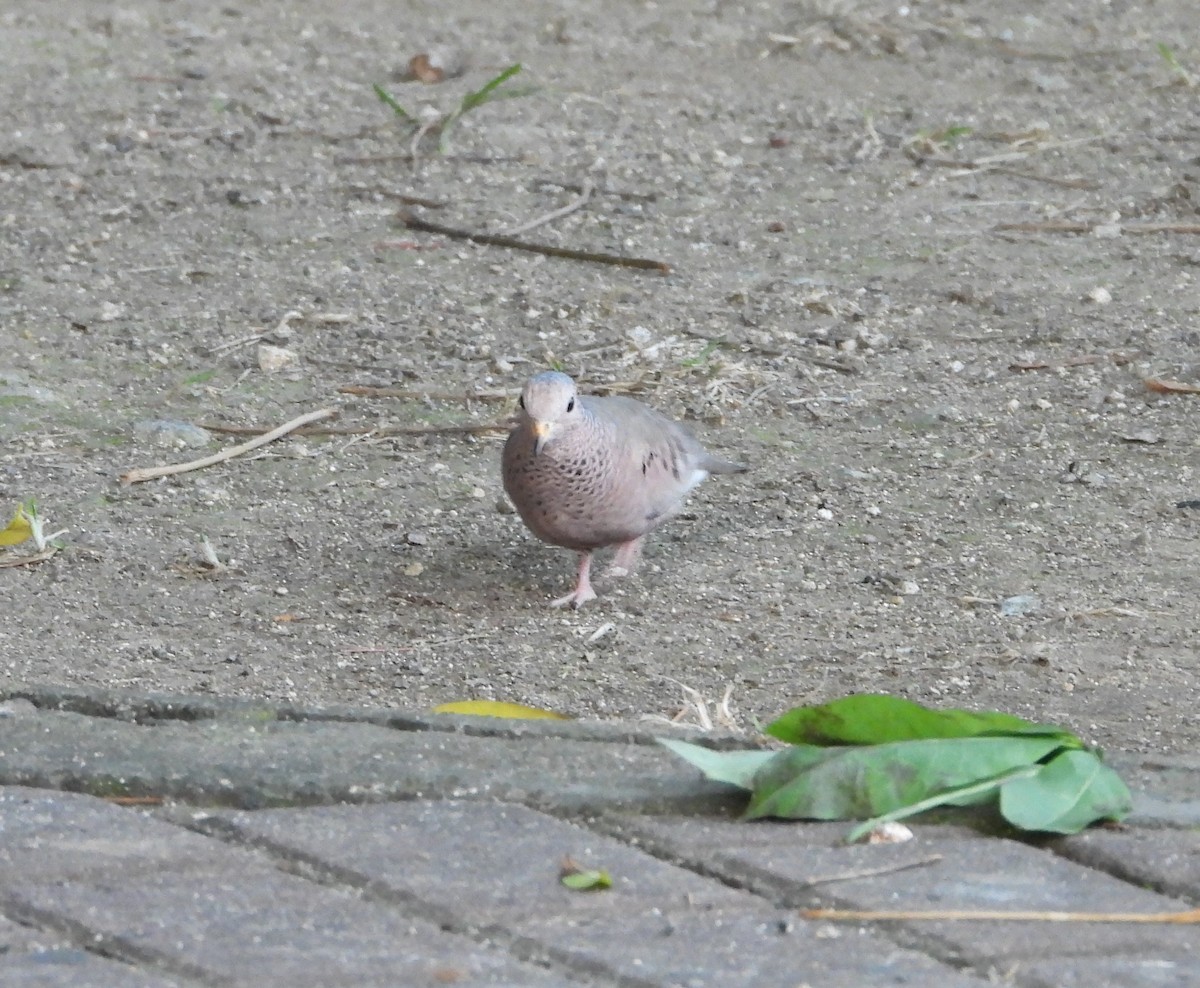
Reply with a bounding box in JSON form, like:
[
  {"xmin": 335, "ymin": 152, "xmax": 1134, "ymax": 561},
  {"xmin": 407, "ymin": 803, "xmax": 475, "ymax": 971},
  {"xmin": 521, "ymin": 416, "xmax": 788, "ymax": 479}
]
[
  {"xmin": 199, "ymin": 421, "xmax": 509, "ymax": 438},
  {"xmin": 399, "ymin": 210, "xmax": 671, "ymax": 273},
  {"xmin": 120, "ymin": 408, "xmax": 336, "ymax": 485},
  {"xmin": 800, "ymin": 906, "xmax": 1200, "ymax": 924},
  {"xmin": 803, "ymin": 855, "xmax": 943, "ymax": 888},
  {"xmin": 335, "ymin": 153, "xmax": 521, "ymax": 166},
  {"xmin": 1009, "ymin": 354, "xmax": 1105, "ymax": 371},
  {"xmin": 996, "ymin": 221, "xmax": 1200, "ymax": 235},
  {"xmin": 1010, "ymin": 352, "xmax": 1140, "ymax": 371},
  {"xmin": 501, "ymin": 179, "xmax": 594, "ymax": 236},
  {"xmin": 338, "ymin": 385, "xmax": 510, "ymax": 402},
  {"xmin": 0, "ymin": 547, "xmax": 58, "ymax": 568}
]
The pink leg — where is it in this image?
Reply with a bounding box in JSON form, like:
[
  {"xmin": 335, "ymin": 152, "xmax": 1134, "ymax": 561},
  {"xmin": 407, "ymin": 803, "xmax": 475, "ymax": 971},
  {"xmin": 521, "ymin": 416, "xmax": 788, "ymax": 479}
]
[
  {"xmin": 604, "ymin": 536, "xmax": 644, "ymax": 579},
  {"xmin": 550, "ymin": 552, "xmax": 598, "ymax": 609}
]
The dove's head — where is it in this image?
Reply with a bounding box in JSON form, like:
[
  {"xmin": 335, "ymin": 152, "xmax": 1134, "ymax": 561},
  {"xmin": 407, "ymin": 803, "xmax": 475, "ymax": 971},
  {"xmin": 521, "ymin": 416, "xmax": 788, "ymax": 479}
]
[{"xmin": 519, "ymin": 371, "xmax": 582, "ymax": 455}]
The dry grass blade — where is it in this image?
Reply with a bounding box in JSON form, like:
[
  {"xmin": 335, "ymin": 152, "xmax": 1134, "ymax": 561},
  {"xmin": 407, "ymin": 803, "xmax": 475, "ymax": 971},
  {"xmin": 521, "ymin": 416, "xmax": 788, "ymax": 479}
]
[
  {"xmin": 501, "ymin": 179, "xmax": 594, "ymax": 237},
  {"xmin": 1145, "ymin": 377, "xmax": 1200, "ymax": 395}
]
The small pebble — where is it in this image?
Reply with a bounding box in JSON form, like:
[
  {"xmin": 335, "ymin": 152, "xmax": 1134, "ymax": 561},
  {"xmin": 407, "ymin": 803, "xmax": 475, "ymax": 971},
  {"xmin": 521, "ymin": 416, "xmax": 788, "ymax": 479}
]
[
  {"xmin": 1000, "ymin": 593, "xmax": 1040, "ymax": 617},
  {"xmin": 257, "ymin": 343, "xmax": 298, "ymax": 373},
  {"xmin": 867, "ymin": 821, "xmax": 914, "ymax": 844},
  {"xmin": 133, "ymin": 419, "xmax": 212, "ymax": 449}
]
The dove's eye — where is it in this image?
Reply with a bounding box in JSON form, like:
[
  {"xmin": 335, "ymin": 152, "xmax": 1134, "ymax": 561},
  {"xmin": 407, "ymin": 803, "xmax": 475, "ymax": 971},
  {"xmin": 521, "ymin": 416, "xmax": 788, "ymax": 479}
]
[
  {"xmin": 518, "ymin": 395, "xmax": 526, "ymax": 409},
  {"xmin": 567, "ymin": 398, "xmax": 575, "ymax": 412}
]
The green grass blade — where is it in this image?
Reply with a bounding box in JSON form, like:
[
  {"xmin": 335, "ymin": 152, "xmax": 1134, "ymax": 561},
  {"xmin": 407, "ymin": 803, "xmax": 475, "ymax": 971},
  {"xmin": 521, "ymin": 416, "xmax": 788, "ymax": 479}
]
[
  {"xmin": 373, "ymin": 83, "xmax": 414, "ymax": 122},
  {"xmin": 459, "ymin": 63, "xmax": 524, "ymax": 113}
]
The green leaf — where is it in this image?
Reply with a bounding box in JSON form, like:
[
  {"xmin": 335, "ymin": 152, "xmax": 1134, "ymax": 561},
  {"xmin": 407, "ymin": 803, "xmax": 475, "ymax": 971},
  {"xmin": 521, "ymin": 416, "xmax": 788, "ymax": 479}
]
[
  {"xmin": 561, "ymin": 869, "xmax": 612, "ymax": 891},
  {"xmin": 766, "ymin": 694, "xmax": 1079, "ymax": 748},
  {"xmin": 846, "ymin": 764, "xmax": 1040, "ymax": 843},
  {"xmin": 746, "ymin": 735, "xmax": 1066, "ymax": 821},
  {"xmin": 999, "ymin": 749, "xmax": 1133, "ymax": 834},
  {"xmin": 656, "ymin": 738, "xmax": 775, "ymax": 790}
]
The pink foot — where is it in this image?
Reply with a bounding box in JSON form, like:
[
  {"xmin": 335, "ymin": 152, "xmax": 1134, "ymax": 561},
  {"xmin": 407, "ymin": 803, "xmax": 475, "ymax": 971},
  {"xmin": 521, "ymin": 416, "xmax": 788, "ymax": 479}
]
[
  {"xmin": 550, "ymin": 552, "xmax": 597, "ymax": 609},
  {"xmin": 603, "ymin": 537, "xmax": 644, "ymax": 579}
]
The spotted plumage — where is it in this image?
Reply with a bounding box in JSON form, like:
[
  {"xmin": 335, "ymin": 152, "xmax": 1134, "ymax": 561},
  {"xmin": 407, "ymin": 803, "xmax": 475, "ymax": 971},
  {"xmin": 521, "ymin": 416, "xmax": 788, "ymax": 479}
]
[{"xmin": 502, "ymin": 371, "xmax": 746, "ymax": 608}]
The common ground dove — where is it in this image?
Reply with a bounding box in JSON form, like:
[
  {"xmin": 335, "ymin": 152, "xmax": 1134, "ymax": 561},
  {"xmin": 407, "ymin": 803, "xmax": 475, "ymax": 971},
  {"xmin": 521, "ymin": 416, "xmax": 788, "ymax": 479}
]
[{"xmin": 502, "ymin": 371, "xmax": 747, "ymax": 608}]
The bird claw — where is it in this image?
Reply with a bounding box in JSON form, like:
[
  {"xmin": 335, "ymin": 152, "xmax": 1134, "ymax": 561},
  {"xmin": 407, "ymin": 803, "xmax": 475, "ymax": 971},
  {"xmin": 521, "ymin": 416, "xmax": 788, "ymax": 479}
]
[{"xmin": 549, "ymin": 585, "xmax": 597, "ymax": 609}]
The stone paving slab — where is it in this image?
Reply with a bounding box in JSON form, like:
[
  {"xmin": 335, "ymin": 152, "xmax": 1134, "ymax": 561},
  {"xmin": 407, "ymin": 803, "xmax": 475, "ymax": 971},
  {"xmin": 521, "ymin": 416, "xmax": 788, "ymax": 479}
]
[
  {"xmin": 609, "ymin": 815, "xmax": 1200, "ymax": 976},
  {"xmin": 1, "ymin": 913, "xmax": 186, "ymax": 988},
  {"xmin": 2, "ymin": 690, "xmax": 1200, "ymax": 988},
  {"xmin": 207, "ymin": 800, "xmax": 992, "ymax": 988},
  {"xmin": 0, "ymin": 948, "xmax": 186, "ymax": 988},
  {"xmin": 1, "ymin": 685, "xmax": 750, "ymax": 749},
  {"xmin": 0, "ymin": 704, "xmax": 738, "ymax": 814},
  {"xmin": 1054, "ymin": 828, "xmax": 1200, "ymax": 903},
  {"xmin": 0, "ymin": 788, "xmax": 581, "ymax": 988},
  {"xmin": 1019, "ymin": 956, "xmax": 1199, "ymax": 988}
]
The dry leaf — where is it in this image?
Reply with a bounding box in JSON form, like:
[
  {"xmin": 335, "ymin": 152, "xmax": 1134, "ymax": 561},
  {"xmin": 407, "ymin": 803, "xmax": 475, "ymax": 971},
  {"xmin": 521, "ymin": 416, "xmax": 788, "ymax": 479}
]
[
  {"xmin": 407, "ymin": 53, "xmax": 444, "ymax": 83},
  {"xmin": 432, "ymin": 700, "xmax": 571, "ymax": 720},
  {"xmin": 0, "ymin": 506, "xmax": 32, "ymax": 547},
  {"xmin": 1145, "ymin": 377, "xmax": 1200, "ymax": 395}
]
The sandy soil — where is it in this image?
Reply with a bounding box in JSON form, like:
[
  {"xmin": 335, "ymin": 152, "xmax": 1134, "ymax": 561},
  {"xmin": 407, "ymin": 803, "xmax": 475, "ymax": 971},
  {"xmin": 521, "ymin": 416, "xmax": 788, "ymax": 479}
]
[{"xmin": 2, "ymin": 0, "xmax": 1198, "ymax": 754}]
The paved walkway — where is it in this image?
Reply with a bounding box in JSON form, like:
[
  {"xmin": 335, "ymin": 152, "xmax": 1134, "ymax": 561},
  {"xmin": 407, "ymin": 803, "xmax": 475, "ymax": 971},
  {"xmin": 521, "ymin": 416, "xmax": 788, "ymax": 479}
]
[{"xmin": 0, "ymin": 686, "xmax": 1197, "ymax": 987}]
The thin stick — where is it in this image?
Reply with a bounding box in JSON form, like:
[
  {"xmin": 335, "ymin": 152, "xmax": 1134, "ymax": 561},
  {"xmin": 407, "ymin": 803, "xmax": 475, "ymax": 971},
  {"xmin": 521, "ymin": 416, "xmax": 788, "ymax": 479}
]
[
  {"xmin": 1009, "ymin": 354, "xmax": 1106, "ymax": 371},
  {"xmin": 399, "ymin": 210, "xmax": 671, "ymax": 273},
  {"xmin": 501, "ymin": 179, "xmax": 594, "ymax": 236},
  {"xmin": 120, "ymin": 408, "xmax": 336, "ymax": 485},
  {"xmin": 803, "ymin": 855, "xmax": 943, "ymax": 888},
  {"xmin": 996, "ymin": 221, "xmax": 1200, "ymax": 235},
  {"xmin": 335, "ymin": 153, "xmax": 521, "ymax": 166},
  {"xmin": 337, "ymin": 385, "xmax": 510, "ymax": 402},
  {"xmin": 198, "ymin": 421, "xmax": 509, "ymax": 438},
  {"xmin": 800, "ymin": 906, "xmax": 1200, "ymax": 924},
  {"xmin": 995, "ymin": 221, "xmax": 1095, "ymax": 233}
]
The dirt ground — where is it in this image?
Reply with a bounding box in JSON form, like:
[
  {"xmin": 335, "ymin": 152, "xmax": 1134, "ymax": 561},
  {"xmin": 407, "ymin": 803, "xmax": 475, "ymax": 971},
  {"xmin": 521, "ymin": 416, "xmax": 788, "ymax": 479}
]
[{"xmin": 2, "ymin": 0, "xmax": 1197, "ymax": 755}]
